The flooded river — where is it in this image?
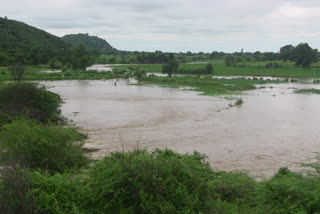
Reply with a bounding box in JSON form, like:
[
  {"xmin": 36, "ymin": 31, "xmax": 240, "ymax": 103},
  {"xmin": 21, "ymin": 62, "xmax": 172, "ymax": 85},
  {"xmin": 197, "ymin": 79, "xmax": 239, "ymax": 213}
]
[{"xmin": 43, "ymin": 80, "xmax": 320, "ymax": 178}]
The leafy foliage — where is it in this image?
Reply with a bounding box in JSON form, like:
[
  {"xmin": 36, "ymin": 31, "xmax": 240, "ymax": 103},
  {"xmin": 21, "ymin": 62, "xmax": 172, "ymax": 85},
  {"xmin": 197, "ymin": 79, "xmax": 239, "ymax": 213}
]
[
  {"xmin": 162, "ymin": 59, "xmax": 179, "ymax": 77},
  {"xmin": 71, "ymin": 43, "xmax": 92, "ymax": 70},
  {"xmin": 0, "ymin": 167, "xmax": 35, "ymax": 214},
  {"xmin": 0, "ymin": 82, "xmax": 62, "ymax": 126},
  {"xmin": 0, "ymin": 119, "xmax": 89, "ymax": 172},
  {"xmin": 85, "ymin": 149, "xmax": 217, "ymax": 213},
  {"xmin": 257, "ymin": 168, "xmax": 320, "ymax": 213},
  {"xmin": 280, "ymin": 43, "xmax": 318, "ymax": 67},
  {"xmin": 8, "ymin": 61, "xmax": 24, "ymax": 81}
]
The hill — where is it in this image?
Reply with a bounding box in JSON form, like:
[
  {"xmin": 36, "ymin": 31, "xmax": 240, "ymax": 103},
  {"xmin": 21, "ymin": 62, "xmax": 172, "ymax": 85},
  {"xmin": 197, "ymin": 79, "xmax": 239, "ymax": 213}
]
[
  {"xmin": 0, "ymin": 17, "xmax": 72, "ymax": 66},
  {"xmin": 62, "ymin": 33, "xmax": 117, "ymax": 54}
]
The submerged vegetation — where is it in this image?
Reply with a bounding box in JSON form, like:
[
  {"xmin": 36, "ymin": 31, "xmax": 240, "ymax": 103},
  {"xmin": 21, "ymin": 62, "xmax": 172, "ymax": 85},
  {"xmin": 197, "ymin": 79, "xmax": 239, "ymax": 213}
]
[
  {"xmin": 137, "ymin": 75, "xmax": 280, "ymax": 96},
  {"xmin": 295, "ymin": 88, "xmax": 320, "ymax": 94},
  {"xmin": 235, "ymin": 98, "xmax": 244, "ymax": 106},
  {"xmin": 113, "ymin": 60, "xmax": 320, "ymax": 78}
]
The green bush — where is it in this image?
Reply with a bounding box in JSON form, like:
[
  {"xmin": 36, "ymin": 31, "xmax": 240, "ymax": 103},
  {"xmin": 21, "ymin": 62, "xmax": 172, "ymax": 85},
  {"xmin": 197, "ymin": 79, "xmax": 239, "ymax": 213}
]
[
  {"xmin": 29, "ymin": 171, "xmax": 86, "ymax": 214},
  {"xmin": 235, "ymin": 98, "xmax": 244, "ymax": 106},
  {"xmin": 0, "ymin": 82, "xmax": 63, "ymax": 126},
  {"xmin": 210, "ymin": 172, "xmax": 256, "ymax": 204},
  {"xmin": 84, "ymin": 149, "xmax": 218, "ymax": 213},
  {"xmin": 3, "ymin": 148, "xmax": 320, "ymax": 213},
  {"xmin": 0, "ymin": 167, "xmax": 35, "ymax": 214},
  {"xmin": 256, "ymin": 168, "xmax": 320, "ymax": 213},
  {"xmin": 0, "ymin": 120, "xmax": 89, "ymax": 173}
]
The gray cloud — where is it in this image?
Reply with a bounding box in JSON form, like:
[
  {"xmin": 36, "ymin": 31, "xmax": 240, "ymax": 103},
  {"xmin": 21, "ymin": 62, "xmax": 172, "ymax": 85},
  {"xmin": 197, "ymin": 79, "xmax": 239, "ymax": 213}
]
[{"xmin": 1, "ymin": 0, "xmax": 320, "ymax": 52}]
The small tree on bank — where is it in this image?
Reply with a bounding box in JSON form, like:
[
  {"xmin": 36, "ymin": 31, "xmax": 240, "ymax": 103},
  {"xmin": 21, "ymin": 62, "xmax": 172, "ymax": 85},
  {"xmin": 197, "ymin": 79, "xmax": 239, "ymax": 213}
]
[
  {"xmin": 162, "ymin": 59, "xmax": 179, "ymax": 77},
  {"xmin": 206, "ymin": 63, "xmax": 213, "ymax": 74},
  {"xmin": 225, "ymin": 55, "xmax": 236, "ymax": 67},
  {"xmin": 9, "ymin": 62, "xmax": 24, "ymax": 81}
]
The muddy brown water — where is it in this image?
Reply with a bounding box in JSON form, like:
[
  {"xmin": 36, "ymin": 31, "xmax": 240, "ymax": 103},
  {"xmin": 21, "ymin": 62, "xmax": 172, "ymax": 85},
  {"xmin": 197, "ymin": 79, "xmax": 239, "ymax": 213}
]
[{"xmin": 42, "ymin": 80, "xmax": 320, "ymax": 178}]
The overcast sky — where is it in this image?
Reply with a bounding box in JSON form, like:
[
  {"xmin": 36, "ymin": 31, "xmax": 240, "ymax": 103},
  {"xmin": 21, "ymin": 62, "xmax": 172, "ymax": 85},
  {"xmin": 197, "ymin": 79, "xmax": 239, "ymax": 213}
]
[{"xmin": 1, "ymin": 0, "xmax": 320, "ymax": 52}]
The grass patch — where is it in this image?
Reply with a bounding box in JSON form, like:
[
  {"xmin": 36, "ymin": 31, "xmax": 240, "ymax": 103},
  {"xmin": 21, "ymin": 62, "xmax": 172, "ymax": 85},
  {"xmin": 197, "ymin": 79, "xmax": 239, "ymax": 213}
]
[
  {"xmin": 295, "ymin": 88, "xmax": 320, "ymax": 94},
  {"xmin": 235, "ymin": 98, "xmax": 244, "ymax": 106},
  {"xmin": 113, "ymin": 61, "xmax": 320, "ymax": 78},
  {"xmin": 138, "ymin": 75, "xmax": 280, "ymax": 96}
]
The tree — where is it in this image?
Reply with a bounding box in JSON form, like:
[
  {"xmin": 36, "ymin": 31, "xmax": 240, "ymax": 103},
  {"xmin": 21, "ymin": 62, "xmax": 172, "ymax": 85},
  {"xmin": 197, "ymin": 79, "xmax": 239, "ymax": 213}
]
[
  {"xmin": 206, "ymin": 63, "xmax": 213, "ymax": 74},
  {"xmin": 279, "ymin": 45, "xmax": 294, "ymax": 62},
  {"xmin": 28, "ymin": 46, "xmax": 40, "ymax": 65},
  {"xmin": 280, "ymin": 43, "xmax": 318, "ymax": 67},
  {"xmin": 0, "ymin": 51, "xmax": 8, "ymax": 66},
  {"xmin": 209, "ymin": 51, "xmax": 219, "ymax": 60},
  {"xmin": 9, "ymin": 62, "xmax": 24, "ymax": 81},
  {"xmin": 225, "ymin": 55, "xmax": 236, "ymax": 67},
  {"xmin": 162, "ymin": 59, "xmax": 179, "ymax": 77},
  {"xmin": 72, "ymin": 43, "xmax": 91, "ymax": 70},
  {"xmin": 292, "ymin": 43, "xmax": 318, "ymax": 67}
]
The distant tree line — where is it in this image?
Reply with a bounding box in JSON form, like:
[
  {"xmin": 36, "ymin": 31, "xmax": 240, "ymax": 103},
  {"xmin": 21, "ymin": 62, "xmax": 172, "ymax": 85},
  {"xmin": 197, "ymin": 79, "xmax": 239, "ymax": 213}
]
[
  {"xmin": 225, "ymin": 43, "xmax": 318, "ymax": 67},
  {"xmin": 0, "ymin": 17, "xmax": 319, "ymax": 69},
  {"xmin": 279, "ymin": 43, "xmax": 318, "ymax": 67}
]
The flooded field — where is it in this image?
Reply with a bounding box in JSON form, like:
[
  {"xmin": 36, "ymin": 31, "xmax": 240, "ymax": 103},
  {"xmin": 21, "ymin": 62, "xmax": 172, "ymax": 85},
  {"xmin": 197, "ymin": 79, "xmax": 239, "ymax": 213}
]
[
  {"xmin": 86, "ymin": 64, "xmax": 133, "ymax": 72},
  {"xmin": 39, "ymin": 69, "xmax": 62, "ymax": 73},
  {"xmin": 43, "ymin": 80, "xmax": 320, "ymax": 178}
]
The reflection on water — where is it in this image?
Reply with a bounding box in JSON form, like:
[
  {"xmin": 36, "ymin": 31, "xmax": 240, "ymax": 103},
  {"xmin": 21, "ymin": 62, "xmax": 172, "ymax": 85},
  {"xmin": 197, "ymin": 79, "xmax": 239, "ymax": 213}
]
[{"xmin": 42, "ymin": 80, "xmax": 320, "ymax": 178}]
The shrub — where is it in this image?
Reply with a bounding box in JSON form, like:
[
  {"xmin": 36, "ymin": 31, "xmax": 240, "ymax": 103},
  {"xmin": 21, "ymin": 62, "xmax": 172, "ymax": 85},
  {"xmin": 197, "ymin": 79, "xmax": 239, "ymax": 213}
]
[
  {"xmin": 29, "ymin": 171, "xmax": 86, "ymax": 214},
  {"xmin": 8, "ymin": 62, "xmax": 24, "ymax": 81},
  {"xmin": 0, "ymin": 120, "xmax": 89, "ymax": 173},
  {"xmin": 210, "ymin": 172, "xmax": 256, "ymax": 204},
  {"xmin": 0, "ymin": 167, "xmax": 35, "ymax": 214},
  {"xmin": 256, "ymin": 168, "xmax": 320, "ymax": 213},
  {"xmin": 235, "ymin": 98, "xmax": 244, "ymax": 106},
  {"xmin": 48, "ymin": 58, "xmax": 63, "ymax": 69},
  {"xmin": 84, "ymin": 149, "xmax": 218, "ymax": 213},
  {"xmin": 0, "ymin": 82, "xmax": 62, "ymax": 126}
]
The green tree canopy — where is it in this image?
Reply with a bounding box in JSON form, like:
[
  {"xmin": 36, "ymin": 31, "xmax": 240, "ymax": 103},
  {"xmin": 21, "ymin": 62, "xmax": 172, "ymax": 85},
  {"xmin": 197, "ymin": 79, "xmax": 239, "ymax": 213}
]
[
  {"xmin": 280, "ymin": 43, "xmax": 318, "ymax": 67},
  {"xmin": 162, "ymin": 59, "xmax": 179, "ymax": 77}
]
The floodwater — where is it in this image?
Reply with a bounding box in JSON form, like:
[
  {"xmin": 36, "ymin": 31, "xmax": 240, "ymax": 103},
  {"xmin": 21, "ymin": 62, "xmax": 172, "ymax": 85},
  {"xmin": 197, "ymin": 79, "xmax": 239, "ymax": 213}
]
[
  {"xmin": 86, "ymin": 64, "xmax": 133, "ymax": 72},
  {"xmin": 42, "ymin": 80, "xmax": 320, "ymax": 178},
  {"xmin": 39, "ymin": 69, "xmax": 62, "ymax": 73}
]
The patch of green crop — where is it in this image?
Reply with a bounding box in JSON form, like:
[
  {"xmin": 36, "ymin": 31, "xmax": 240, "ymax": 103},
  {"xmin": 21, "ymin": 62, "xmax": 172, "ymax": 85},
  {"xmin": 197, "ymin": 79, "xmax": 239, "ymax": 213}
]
[
  {"xmin": 137, "ymin": 76, "xmax": 281, "ymax": 96},
  {"xmin": 295, "ymin": 88, "xmax": 320, "ymax": 94},
  {"xmin": 114, "ymin": 61, "xmax": 320, "ymax": 78}
]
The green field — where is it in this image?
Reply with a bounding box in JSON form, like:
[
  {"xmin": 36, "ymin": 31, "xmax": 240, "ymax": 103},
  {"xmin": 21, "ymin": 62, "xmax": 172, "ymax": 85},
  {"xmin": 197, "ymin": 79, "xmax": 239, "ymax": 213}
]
[
  {"xmin": 137, "ymin": 75, "xmax": 281, "ymax": 96},
  {"xmin": 295, "ymin": 88, "xmax": 320, "ymax": 94},
  {"xmin": 0, "ymin": 69, "xmax": 127, "ymax": 82}
]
